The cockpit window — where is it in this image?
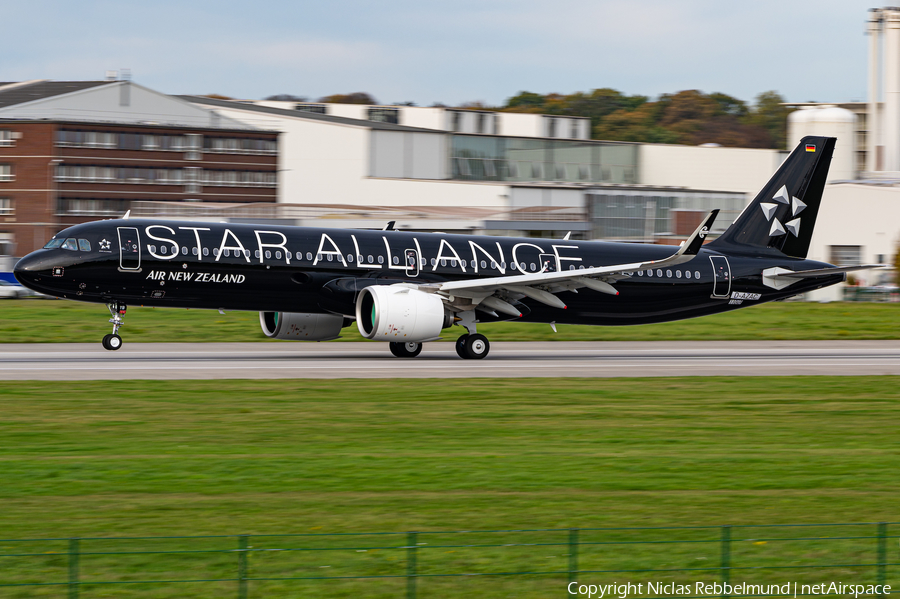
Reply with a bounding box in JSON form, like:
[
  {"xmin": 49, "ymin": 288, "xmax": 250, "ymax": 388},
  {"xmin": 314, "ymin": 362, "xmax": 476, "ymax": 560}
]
[
  {"xmin": 61, "ymin": 238, "xmax": 78, "ymax": 251},
  {"xmin": 44, "ymin": 238, "xmax": 64, "ymax": 249},
  {"xmin": 78, "ymin": 239, "xmax": 91, "ymax": 252}
]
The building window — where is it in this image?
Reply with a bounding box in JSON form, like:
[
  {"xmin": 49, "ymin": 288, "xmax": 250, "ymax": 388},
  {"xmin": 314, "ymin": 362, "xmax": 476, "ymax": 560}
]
[
  {"xmin": 368, "ymin": 107, "xmax": 399, "ymax": 124},
  {"xmin": 0, "ymin": 130, "xmax": 14, "ymax": 147},
  {"xmin": 0, "ymin": 197, "xmax": 11, "ymax": 214},
  {"xmin": 477, "ymin": 113, "xmax": 485, "ymax": 134},
  {"xmin": 203, "ymin": 136, "xmax": 277, "ymax": 155},
  {"xmin": 296, "ymin": 103, "xmax": 327, "ymax": 114},
  {"xmin": 0, "ymin": 164, "xmax": 13, "ymax": 182},
  {"xmin": 547, "ymin": 118, "xmax": 557, "ymax": 138},
  {"xmin": 452, "ymin": 111, "xmax": 461, "ymax": 132},
  {"xmin": 829, "ymin": 245, "xmax": 861, "ymax": 267},
  {"xmin": 571, "ymin": 120, "xmax": 579, "ymax": 138}
]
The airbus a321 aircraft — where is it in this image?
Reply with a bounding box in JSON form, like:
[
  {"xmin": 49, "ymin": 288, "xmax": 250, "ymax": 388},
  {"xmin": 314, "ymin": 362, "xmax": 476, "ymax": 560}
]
[{"xmin": 14, "ymin": 136, "xmax": 878, "ymax": 359}]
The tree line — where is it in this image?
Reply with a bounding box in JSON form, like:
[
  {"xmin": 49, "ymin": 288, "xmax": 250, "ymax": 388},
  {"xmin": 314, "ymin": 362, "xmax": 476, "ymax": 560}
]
[{"xmin": 250, "ymin": 88, "xmax": 793, "ymax": 149}]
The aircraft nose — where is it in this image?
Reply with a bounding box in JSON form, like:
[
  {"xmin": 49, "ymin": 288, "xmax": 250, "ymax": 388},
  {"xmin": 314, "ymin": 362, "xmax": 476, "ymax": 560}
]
[{"xmin": 13, "ymin": 252, "xmax": 46, "ymax": 289}]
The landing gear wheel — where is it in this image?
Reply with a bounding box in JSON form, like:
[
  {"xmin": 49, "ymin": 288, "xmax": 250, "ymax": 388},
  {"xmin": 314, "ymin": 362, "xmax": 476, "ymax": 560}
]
[
  {"xmin": 390, "ymin": 341, "xmax": 422, "ymax": 358},
  {"xmin": 455, "ymin": 334, "xmax": 470, "ymax": 359},
  {"xmin": 102, "ymin": 333, "xmax": 122, "ymax": 351},
  {"xmin": 463, "ymin": 333, "xmax": 489, "ymax": 359}
]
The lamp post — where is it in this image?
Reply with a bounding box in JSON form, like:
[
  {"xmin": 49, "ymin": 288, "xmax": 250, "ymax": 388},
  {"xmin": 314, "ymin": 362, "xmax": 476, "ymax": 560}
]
[{"xmin": 46, "ymin": 158, "xmax": 63, "ymax": 249}]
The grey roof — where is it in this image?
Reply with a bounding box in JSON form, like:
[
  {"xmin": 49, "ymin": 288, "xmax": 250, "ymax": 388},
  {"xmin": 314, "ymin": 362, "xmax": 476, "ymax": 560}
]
[
  {"xmin": 0, "ymin": 80, "xmax": 114, "ymax": 109},
  {"xmin": 178, "ymin": 95, "xmax": 443, "ymax": 133}
]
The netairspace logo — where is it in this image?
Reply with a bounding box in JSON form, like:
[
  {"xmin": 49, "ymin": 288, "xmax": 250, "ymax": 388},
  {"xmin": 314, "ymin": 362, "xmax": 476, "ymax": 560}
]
[{"xmin": 567, "ymin": 582, "xmax": 892, "ymax": 598}]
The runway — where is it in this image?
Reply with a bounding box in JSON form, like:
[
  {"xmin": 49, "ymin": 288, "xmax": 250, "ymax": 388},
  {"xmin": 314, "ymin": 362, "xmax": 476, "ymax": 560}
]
[{"xmin": 0, "ymin": 340, "xmax": 898, "ymax": 380}]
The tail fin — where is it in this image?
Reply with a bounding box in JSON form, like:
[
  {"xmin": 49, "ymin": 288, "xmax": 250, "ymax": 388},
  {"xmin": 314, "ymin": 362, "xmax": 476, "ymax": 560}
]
[{"xmin": 708, "ymin": 136, "xmax": 835, "ymax": 259}]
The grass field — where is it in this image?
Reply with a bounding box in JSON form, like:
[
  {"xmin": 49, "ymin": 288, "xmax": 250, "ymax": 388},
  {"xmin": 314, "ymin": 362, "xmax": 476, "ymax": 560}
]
[
  {"xmin": 0, "ymin": 299, "xmax": 898, "ymax": 342},
  {"xmin": 0, "ymin": 378, "xmax": 898, "ymax": 597}
]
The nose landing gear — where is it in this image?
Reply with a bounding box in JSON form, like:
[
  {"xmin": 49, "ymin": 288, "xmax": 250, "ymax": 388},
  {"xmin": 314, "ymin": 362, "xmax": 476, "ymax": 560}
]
[{"xmin": 102, "ymin": 302, "xmax": 126, "ymax": 351}]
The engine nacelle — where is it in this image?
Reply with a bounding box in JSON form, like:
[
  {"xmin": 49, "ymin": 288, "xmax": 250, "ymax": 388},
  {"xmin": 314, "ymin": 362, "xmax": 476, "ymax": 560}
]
[
  {"xmin": 259, "ymin": 311, "xmax": 345, "ymax": 341},
  {"xmin": 356, "ymin": 284, "xmax": 446, "ymax": 342}
]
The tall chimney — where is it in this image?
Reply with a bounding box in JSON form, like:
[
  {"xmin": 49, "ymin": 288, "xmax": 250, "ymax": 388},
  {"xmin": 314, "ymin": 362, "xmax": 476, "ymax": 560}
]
[
  {"xmin": 867, "ymin": 10, "xmax": 883, "ymax": 172},
  {"xmin": 882, "ymin": 9, "xmax": 900, "ymax": 171}
]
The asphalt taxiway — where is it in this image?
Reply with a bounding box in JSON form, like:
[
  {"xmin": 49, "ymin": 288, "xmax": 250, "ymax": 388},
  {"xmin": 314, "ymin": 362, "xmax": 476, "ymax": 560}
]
[{"xmin": 0, "ymin": 340, "xmax": 897, "ymax": 380}]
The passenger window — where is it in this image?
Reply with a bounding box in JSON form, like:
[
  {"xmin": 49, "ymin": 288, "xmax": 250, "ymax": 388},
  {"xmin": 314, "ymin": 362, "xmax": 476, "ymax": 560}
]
[
  {"xmin": 369, "ymin": 255, "xmax": 375, "ymax": 264},
  {"xmin": 182, "ymin": 247, "xmax": 188, "ymax": 255},
  {"xmin": 656, "ymin": 269, "xmax": 663, "ymax": 277},
  {"xmin": 213, "ymin": 248, "xmax": 219, "ymax": 257},
  {"xmin": 149, "ymin": 245, "xmax": 157, "ymax": 254},
  {"xmin": 327, "ymin": 254, "xmax": 333, "ymax": 262},
  {"xmin": 244, "ymin": 250, "xmax": 251, "ymax": 259},
  {"xmin": 520, "ymin": 262, "xmax": 526, "ymax": 271},
  {"xmin": 378, "ymin": 255, "xmax": 384, "ymax": 264},
  {"xmin": 685, "ymin": 270, "xmax": 691, "ymax": 279},
  {"xmin": 78, "ymin": 239, "xmax": 91, "ymax": 252},
  {"xmin": 647, "ymin": 269, "xmax": 653, "ymax": 277},
  {"xmin": 481, "ymin": 260, "xmax": 487, "ymax": 269},
  {"xmin": 430, "ymin": 258, "xmax": 437, "ymax": 266},
  {"xmin": 441, "ymin": 259, "xmax": 446, "ymax": 267},
  {"xmin": 265, "ymin": 250, "xmax": 271, "ymax": 259},
  {"xmin": 491, "ymin": 261, "xmax": 497, "ymax": 268},
  {"xmin": 529, "ymin": 263, "xmax": 536, "ymax": 271},
  {"xmin": 676, "ymin": 270, "xmax": 682, "ymax": 278},
  {"xmin": 347, "ymin": 254, "xmax": 354, "ymax": 262},
  {"xmin": 192, "ymin": 247, "xmax": 198, "ymax": 256},
  {"xmin": 306, "ymin": 252, "xmax": 312, "ymax": 261},
  {"xmin": 43, "ymin": 238, "xmax": 64, "ymax": 249},
  {"xmin": 255, "ymin": 250, "xmax": 261, "ymax": 259},
  {"xmin": 393, "ymin": 256, "xmax": 399, "ymax": 265},
  {"xmin": 569, "ymin": 265, "xmax": 575, "ymax": 270},
  {"xmin": 666, "ymin": 269, "xmax": 672, "ymax": 277},
  {"xmin": 694, "ymin": 270, "xmax": 701, "ymax": 279},
  {"xmin": 223, "ymin": 249, "xmax": 230, "ymax": 257},
  {"xmin": 501, "ymin": 262, "xmax": 506, "ymax": 269},
  {"xmin": 203, "ymin": 247, "xmax": 209, "ymax": 256},
  {"xmin": 296, "ymin": 252, "xmax": 302, "ymax": 260}
]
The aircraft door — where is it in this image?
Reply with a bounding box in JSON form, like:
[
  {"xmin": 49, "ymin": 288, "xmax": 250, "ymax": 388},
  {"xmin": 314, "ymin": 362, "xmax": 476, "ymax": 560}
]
[
  {"xmin": 405, "ymin": 249, "xmax": 419, "ymax": 277},
  {"xmin": 710, "ymin": 255, "xmax": 731, "ymax": 298},
  {"xmin": 539, "ymin": 253, "xmax": 556, "ymax": 273},
  {"xmin": 117, "ymin": 227, "xmax": 141, "ymax": 271}
]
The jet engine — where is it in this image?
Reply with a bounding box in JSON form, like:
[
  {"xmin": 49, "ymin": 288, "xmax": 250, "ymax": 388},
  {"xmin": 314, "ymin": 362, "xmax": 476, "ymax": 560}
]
[
  {"xmin": 259, "ymin": 311, "xmax": 345, "ymax": 341},
  {"xmin": 355, "ymin": 284, "xmax": 448, "ymax": 341}
]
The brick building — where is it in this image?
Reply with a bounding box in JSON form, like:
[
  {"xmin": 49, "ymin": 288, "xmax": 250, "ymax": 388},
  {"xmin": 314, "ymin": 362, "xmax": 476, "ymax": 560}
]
[{"xmin": 0, "ymin": 80, "xmax": 278, "ymax": 256}]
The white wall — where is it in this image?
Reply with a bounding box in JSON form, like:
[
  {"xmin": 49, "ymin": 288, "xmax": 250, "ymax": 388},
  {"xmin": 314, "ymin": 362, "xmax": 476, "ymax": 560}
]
[
  {"xmin": 398, "ymin": 107, "xmax": 445, "ymax": 130},
  {"xmin": 639, "ymin": 144, "xmax": 783, "ymax": 194},
  {"xmin": 805, "ymin": 183, "xmax": 900, "ymax": 300},
  {"xmin": 498, "ymin": 113, "xmax": 542, "ymax": 137},
  {"xmin": 0, "ymin": 82, "xmax": 250, "ymax": 129}
]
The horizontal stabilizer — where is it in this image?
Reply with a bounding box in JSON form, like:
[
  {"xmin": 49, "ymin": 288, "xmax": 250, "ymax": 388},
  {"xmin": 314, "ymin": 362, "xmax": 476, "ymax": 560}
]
[{"xmin": 762, "ymin": 264, "xmax": 886, "ymax": 290}]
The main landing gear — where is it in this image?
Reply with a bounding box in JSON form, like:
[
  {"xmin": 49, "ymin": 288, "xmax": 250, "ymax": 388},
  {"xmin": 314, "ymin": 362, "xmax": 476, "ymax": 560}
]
[
  {"xmin": 102, "ymin": 302, "xmax": 126, "ymax": 351},
  {"xmin": 455, "ymin": 333, "xmax": 490, "ymax": 360},
  {"xmin": 389, "ymin": 341, "xmax": 422, "ymax": 358},
  {"xmin": 454, "ymin": 310, "xmax": 490, "ymax": 360}
]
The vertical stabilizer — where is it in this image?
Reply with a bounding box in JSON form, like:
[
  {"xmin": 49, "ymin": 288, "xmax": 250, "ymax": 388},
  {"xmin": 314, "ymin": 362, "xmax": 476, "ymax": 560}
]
[{"xmin": 709, "ymin": 136, "xmax": 835, "ymax": 259}]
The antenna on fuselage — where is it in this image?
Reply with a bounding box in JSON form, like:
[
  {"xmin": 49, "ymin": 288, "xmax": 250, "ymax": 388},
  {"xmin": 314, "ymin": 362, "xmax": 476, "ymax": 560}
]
[
  {"xmin": 383, "ymin": 221, "xmax": 395, "ymax": 231},
  {"xmin": 122, "ymin": 210, "xmax": 131, "ymax": 220}
]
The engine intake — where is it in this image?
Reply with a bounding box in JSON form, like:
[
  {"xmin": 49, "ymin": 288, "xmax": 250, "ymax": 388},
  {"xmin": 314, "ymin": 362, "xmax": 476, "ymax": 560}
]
[
  {"xmin": 356, "ymin": 284, "xmax": 446, "ymax": 341},
  {"xmin": 259, "ymin": 311, "xmax": 345, "ymax": 341}
]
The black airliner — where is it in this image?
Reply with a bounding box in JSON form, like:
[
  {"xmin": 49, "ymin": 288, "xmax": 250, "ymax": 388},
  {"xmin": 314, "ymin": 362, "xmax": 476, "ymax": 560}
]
[{"xmin": 13, "ymin": 136, "xmax": 879, "ymax": 359}]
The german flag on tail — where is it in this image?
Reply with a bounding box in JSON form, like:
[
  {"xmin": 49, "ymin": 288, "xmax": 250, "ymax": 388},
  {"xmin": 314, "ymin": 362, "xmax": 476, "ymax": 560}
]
[{"xmin": 805, "ymin": 144, "xmax": 816, "ymax": 152}]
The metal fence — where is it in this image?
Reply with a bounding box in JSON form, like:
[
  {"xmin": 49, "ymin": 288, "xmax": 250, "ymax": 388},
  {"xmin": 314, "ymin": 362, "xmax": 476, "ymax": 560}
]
[{"xmin": 0, "ymin": 522, "xmax": 896, "ymax": 598}]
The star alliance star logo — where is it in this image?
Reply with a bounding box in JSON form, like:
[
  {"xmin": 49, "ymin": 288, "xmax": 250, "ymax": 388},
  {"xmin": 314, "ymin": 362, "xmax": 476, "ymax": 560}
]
[
  {"xmin": 99, "ymin": 239, "xmax": 111, "ymax": 251},
  {"xmin": 760, "ymin": 185, "xmax": 806, "ymax": 238}
]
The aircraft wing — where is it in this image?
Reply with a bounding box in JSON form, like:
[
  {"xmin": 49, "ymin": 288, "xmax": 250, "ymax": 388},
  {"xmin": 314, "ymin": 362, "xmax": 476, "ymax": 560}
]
[{"xmin": 423, "ymin": 210, "xmax": 719, "ymax": 313}]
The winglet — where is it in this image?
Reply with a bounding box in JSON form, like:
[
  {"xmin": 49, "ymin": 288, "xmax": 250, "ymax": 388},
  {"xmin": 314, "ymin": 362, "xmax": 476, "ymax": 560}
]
[{"xmin": 680, "ymin": 209, "xmax": 718, "ymax": 256}]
